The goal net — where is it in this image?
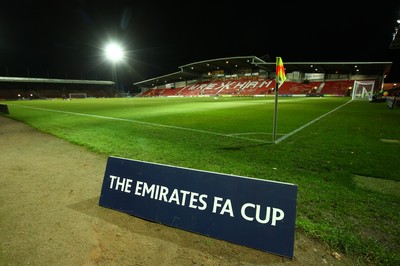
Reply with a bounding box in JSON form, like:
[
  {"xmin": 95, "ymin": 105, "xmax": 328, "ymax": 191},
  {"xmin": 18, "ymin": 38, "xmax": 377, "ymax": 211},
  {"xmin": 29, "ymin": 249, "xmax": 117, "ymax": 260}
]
[
  {"xmin": 115, "ymin": 92, "xmax": 130, "ymax": 98},
  {"xmin": 352, "ymin": 81, "xmax": 375, "ymax": 101},
  {"xmin": 69, "ymin": 93, "xmax": 87, "ymax": 99}
]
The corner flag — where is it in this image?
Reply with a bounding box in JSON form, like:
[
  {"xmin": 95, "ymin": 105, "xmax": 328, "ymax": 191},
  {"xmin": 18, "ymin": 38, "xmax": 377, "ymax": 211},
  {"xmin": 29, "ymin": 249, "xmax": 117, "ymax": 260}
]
[
  {"xmin": 276, "ymin": 57, "xmax": 286, "ymax": 88},
  {"xmin": 273, "ymin": 57, "xmax": 286, "ymax": 143}
]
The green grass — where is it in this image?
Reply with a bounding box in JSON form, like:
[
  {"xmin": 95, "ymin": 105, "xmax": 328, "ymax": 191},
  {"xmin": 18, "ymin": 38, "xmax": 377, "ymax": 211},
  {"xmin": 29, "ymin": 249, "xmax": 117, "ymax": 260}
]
[{"xmin": 3, "ymin": 96, "xmax": 400, "ymax": 265}]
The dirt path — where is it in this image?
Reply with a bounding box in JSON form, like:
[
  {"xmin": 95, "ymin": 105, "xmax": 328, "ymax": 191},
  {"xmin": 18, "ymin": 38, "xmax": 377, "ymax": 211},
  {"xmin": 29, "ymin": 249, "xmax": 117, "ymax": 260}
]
[{"xmin": 0, "ymin": 115, "xmax": 357, "ymax": 265}]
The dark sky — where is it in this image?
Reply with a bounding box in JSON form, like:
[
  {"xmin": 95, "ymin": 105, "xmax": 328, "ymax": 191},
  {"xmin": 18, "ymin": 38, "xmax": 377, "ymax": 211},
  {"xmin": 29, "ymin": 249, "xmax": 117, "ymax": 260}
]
[{"xmin": 1, "ymin": 0, "xmax": 400, "ymax": 88}]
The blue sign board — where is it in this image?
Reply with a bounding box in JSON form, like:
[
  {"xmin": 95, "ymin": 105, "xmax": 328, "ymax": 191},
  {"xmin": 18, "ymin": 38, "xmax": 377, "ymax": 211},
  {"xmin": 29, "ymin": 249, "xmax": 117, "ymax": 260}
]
[
  {"xmin": 99, "ymin": 156, "xmax": 298, "ymax": 258},
  {"xmin": 386, "ymin": 96, "xmax": 396, "ymax": 109}
]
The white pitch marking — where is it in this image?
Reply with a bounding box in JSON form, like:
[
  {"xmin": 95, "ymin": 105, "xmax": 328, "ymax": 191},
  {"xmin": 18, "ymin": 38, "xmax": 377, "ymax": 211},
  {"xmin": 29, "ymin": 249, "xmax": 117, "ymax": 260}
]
[{"xmin": 9, "ymin": 104, "xmax": 272, "ymax": 143}]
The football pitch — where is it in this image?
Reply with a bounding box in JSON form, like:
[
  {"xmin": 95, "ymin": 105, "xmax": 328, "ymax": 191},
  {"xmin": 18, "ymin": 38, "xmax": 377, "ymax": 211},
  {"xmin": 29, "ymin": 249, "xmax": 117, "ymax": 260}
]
[{"xmin": 3, "ymin": 96, "xmax": 400, "ymax": 265}]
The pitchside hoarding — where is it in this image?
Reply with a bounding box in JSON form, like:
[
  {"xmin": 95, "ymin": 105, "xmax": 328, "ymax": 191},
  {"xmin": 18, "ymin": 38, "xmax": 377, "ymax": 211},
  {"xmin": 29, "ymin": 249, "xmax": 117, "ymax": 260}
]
[
  {"xmin": 386, "ymin": 96, "xmax": 396, "ymax": 109},
  {"xmin": 0, "ymin": 104, "xmax": 9, "ymax": 114},
  {"xmin": 99, "ymin": 156, "xmax": 298, "ymax": 258}
]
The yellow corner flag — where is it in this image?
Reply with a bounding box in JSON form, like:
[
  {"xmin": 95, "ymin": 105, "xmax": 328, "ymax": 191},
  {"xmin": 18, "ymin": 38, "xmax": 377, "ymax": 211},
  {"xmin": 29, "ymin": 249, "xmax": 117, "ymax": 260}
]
[{"xmin": 276, "ymin": 57, "xmax": 286, "ymax": 88}]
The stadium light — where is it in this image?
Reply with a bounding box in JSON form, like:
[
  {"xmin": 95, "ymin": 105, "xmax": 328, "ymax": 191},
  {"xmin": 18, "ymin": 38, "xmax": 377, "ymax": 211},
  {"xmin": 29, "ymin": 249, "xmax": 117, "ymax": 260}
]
[
  {"xmin": 104, "ymin": 42, "xmax": 125, "ymax": 92},
  {"xmin": 105, "ymin": 42, "xmax": 124, "ymax": 62}
]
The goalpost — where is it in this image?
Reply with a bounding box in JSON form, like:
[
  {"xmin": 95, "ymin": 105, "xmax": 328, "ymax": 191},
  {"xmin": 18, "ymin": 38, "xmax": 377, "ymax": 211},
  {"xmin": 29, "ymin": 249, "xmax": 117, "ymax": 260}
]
[
  {"xmin": 69, "ymin": 93, "xmax": 87, "ymax": 99},
  {"xmin": 352, "ymin": 81, "xmax": 375, "ymax": 101},
  {"xmin": 115, "ymin": 92, "xmax": 130, "ymax": 98}
]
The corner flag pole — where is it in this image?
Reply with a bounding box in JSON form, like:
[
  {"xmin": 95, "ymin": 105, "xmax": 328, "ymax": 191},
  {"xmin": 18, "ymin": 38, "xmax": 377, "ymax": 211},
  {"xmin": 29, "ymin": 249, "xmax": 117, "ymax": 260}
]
[
  {"xmin": 273, "ymin": 57, "xmax": 286, "ymax": 143},
  {"xmin": 273, "ymin": 75, "xmax": 279, "ymax": 142}
]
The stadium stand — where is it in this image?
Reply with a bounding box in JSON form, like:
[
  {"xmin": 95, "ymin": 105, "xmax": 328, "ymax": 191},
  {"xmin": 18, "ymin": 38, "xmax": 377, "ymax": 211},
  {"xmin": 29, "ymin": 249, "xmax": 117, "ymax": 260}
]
[
  {"xmin": 0, "ymin": 77, "xmax": 115, "ymax": 100},
  {"xmin": 134, "ymin": 56, "xmax": 392, "ymax": 98},
  {"xmin": 320, "ymin": 80, "xmax": 358, "ymax": 96},
  {"xmin": 0, "ymin": 56, "xmax": 393, "ymax": 100},
  {"xmin": 137, "ymin": 78, "xmax": 380, "ymax": 98}
]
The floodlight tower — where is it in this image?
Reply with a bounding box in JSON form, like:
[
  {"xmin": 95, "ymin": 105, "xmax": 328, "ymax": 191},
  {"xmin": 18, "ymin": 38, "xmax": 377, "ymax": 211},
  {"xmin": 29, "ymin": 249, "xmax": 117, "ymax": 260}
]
[{"xmin": 104, "ymin": 42, "xmax": 124, "ymax": 92}]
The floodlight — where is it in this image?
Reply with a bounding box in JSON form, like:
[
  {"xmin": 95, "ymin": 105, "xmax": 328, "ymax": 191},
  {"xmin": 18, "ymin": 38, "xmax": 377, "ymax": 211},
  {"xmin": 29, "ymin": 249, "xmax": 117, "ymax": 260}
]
[
  {"xmin": 103, "ymin": 41, "xmax": 125, "ymax": 92},
  {"xmin": 105, "ymin": 43, "xmax": 124, "ymax": 62}
]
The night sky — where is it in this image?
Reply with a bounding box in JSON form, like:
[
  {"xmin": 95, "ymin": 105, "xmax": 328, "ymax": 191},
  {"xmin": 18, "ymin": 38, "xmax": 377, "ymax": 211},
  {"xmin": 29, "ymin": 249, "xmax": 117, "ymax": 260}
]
[{"xmin": 1, "ymin": 0, "xmax": 400, "ymax": 89}]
